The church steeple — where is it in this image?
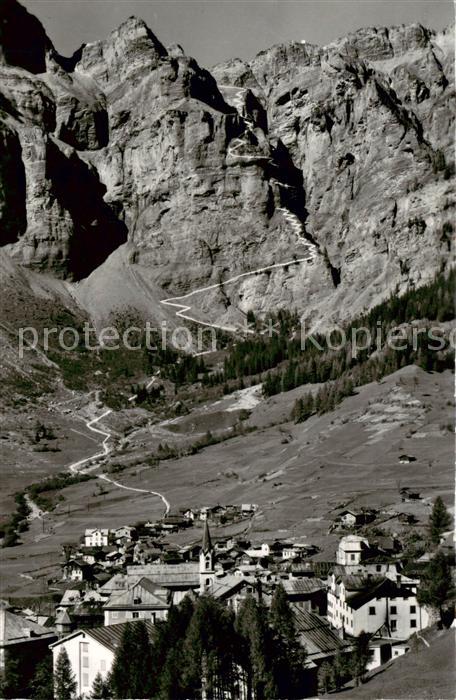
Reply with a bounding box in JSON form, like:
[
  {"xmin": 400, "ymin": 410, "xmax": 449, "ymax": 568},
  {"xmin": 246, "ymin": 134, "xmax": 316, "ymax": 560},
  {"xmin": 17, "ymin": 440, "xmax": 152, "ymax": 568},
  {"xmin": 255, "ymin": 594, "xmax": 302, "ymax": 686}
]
[
  {"xmin": 202, "ymin": 519, "xmax": 212, "ymax": 553},
  {"xmin": 199, "ymin": 520, "xmax": 215, "ymax": 592}
]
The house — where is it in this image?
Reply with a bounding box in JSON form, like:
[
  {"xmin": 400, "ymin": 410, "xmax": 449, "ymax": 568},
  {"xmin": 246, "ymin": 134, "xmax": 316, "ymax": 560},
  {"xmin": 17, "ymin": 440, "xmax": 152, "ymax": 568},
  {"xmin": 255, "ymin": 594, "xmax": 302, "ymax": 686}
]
[
  {"xmin": 183, "ymin": 508, "xmax": 197, "ymax": 521},
  {"xmin": 57, "ymin": 589, "xmax": 83, "ymax": 611},
  {"xmin": 371, "ymin": 536, "xmax": 401, "ymax": 557},
  {"xmin": 125, "ymin": 563, "xmax": 200, "ymax": 604},
  {"xmin": 0, "ymin": 601, "xmax": 57, "ymax": 698},
  {"xmin": 210, "ymin": 577, "xmax": 259, "ymax": 613},
  {"xmin": 62, "ymin": 559, "xmax": 94, "ymax": 582},
  {"xmin": 241, "ymin": 504, "xmax": 257, "ymax": 515},
  {"xmin": 366, "ymin": 637, "xmax": 409, "ymax": 670},
  {"xmin": 293, "ymin": 607, "xmax": 352, "ymax": 666},
  {"xmin": 337, "ymin": 509, "xmax": 376, "ymax": 528},
  {"xmin": 103, "ymin": 577, "xmax": 170, "ymax": 626},
  {"xmin": 161, "ymin": 514, "xmax": 188, "ymax": 530},
  {"xmin": 245, "ymin": 541, "xmax": 283, "ymax": 559},
  {"xmin": 84, "ymin": 529, "xmax": 110, "ymax": 548},
  {"xmin": 327, "ymin": 574, "xmax": 430, "ymax": 638},
  {"xmin": 111, "ymin": 526, "xmax": 136, "ymax": 542},
  {"xmin": 50, "ymin": 621, "xmax": 154, "ymax": 698},
  {"xmin": 282, "ymin": 578, "xmax": 327, "ymax": 615},
  {"xmin": 336, "ymin": 535, "xmax": 370, "ymax": 565}
]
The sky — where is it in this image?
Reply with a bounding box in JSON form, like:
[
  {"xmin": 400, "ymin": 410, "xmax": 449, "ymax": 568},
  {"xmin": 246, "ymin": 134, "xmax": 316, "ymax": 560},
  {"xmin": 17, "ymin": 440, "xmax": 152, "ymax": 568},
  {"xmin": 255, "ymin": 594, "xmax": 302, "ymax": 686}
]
[{"xmin": 21, "ymin": 0, "xmax": 454, "ymax": 68}]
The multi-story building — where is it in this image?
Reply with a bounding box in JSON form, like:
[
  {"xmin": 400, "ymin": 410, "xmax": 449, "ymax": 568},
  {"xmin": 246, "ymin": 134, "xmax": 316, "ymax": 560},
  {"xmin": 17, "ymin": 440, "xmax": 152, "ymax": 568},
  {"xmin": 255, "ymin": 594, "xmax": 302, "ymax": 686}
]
[
  {"xmin": 50, "ymin": 621, "xmax": 154, "ymax": 698},
  {"xmin": 327, "ymin": 573, "xmax": 430, "ymax": 638},
  {"xmin": 84, "ymin": 529, "xmax": 110, "ymax": 548},
  {"xmin": 103, "ymin": 577, "xmax": 170, "ymax": 626}
]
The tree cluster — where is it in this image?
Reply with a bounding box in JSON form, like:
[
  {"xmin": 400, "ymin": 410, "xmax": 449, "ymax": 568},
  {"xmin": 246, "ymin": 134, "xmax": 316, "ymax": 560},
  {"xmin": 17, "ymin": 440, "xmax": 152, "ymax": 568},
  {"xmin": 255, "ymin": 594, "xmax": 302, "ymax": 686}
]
[{"xmin": 46, "ymin": 587, "xmax": 309, "ymax": 700}]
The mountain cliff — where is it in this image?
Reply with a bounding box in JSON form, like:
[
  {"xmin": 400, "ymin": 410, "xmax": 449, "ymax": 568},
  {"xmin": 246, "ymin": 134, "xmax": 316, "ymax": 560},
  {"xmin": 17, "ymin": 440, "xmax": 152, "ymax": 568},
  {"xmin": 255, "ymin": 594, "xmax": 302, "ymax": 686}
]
[{"xmin": 0, "ymin": 0, "xmax": 454, "ymax": 334}]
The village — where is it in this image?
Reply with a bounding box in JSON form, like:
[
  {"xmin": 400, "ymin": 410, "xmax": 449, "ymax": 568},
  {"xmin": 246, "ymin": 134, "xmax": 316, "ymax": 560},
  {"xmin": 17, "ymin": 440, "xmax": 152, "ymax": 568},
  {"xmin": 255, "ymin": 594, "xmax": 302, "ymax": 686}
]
[{"xmin": 1, "ymin": 495, "xmax": 452, "ymax": 698}]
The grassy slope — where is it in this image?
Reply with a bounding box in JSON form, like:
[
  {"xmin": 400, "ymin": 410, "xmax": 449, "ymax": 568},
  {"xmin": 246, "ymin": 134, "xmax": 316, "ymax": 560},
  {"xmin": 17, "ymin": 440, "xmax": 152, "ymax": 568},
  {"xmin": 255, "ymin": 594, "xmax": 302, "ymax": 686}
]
[
  {"xmin": 1, "ymin": 364, "xmax": 453, "ymax": 595},
  {"xmin": 344, "ymin": 628, "xmax": 455, "ymax": 699}
]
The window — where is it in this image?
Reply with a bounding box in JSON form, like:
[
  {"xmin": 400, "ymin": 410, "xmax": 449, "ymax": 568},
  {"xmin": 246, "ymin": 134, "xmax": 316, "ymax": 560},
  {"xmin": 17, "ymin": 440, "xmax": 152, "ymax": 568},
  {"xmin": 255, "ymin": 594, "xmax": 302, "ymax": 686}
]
[
  {"xmin": 410, "ymin": 605, "xmax": 416, "ymax": 614},
  {"xmin": 390, "ymin": 620, "xmax": 397, "ymax": 631},
  {"xmin": 369, "ymin": 606, "xmax": 376, "ymax": 615},
  {"xmin": 81, "ymin": 642, "xmax": 89, "ymax": 652},
  {"xmin": 350, "ymin": 553, "xmax": 356, "ymax": 561},
  {"xmin": 410, "ymin": 619, "xmax": 417, "ymax": 628},
  {"xmin": 133, "ymin": 597, "xmax": 141, "ymax": 604},
  {"xmin": 132, "ymin": 611, "xmax": 139, "ymax": 619},
  {"xmin": 100, "ymin": 660, "xmax": 106, "ymax": 672},
  {"xmin": 376, "ymin": 565, "xmax": 382, "ymax": 572},
  {"xmin": 82, "ymin": 656, "xmax": 89, "ymax": 668},
  {"xmin": 82, "ymin": 673, "xmax": 89, "ymax": 687},
  {"xmin": 390, "ymin": 606, "xmax": 397, "ymax": 615},
  {"xmin": 111, "ymin": 611, "xmax": 119, "ymax": 619}
]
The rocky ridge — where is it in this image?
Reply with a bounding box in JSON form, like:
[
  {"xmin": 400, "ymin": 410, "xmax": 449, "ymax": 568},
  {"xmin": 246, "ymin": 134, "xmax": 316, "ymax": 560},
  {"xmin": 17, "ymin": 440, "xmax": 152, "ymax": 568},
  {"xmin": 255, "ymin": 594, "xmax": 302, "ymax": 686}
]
[{"xmin": 0, "ymin": 0, "xmax": 454, "ymax": 334}]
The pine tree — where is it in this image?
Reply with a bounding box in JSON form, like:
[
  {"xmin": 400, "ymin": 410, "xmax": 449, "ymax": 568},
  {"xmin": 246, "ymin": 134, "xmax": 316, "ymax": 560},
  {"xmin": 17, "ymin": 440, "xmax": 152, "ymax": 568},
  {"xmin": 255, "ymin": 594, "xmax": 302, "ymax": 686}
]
[
  {"xmin": 91, "ymin": 671, "xmax": 111, "ymax": 699},
  {"xmin": 153, "ymin": 595, "xmax": 195, "ymax": 699},
  {"xmin": 236, "ymin": 596, "xmax": 276, "ymax": 700},
  {"xmin": 30, "ymin": 655, "xmax": 54, "ymax": 700},
  {"xmin": 182, "ymin": 596, "xmax": 237, "ymax": 700},
  {"xmin": 429, "ymin": 497, "xmax": 452, "ymax": 545},
  {"xmin": 110, "ymin": 621, "xmax": 154, "ymax": 699},
  {"xmin": 317, "ymin": 660, "xmax": 335, "ymax": 694},
  {"xmin": 417, "ymin": 551, "xmax": 454, "ymax": 621},
  {"xmin": 269, "ymin": 585, "xmax": 296, "ymax": 644},
  {"xmin": 0, "ymin": 652, "xmax": 20, "ymax": 699},
  {"xmin": 331, "ymin": 650, "xmax": 347, "ymax": 690},
  {"xmin": 349, "ymin": 632, "xmax": 370, "ymax": 686},
  {"xmin": 269, "ymin": 585, "xmax": 306, "ymax": 698},
  {"xmin": 54, "ymin": 648, "xmax": 77, "ymax": 700}
]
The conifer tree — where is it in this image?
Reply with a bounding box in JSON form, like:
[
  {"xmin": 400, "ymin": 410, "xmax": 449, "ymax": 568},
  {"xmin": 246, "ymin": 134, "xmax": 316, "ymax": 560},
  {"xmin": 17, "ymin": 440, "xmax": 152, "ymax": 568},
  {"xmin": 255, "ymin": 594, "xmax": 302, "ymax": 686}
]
[
  {"xmin": 236, "ymin": 596, "xmax": 276, "ymax": 700},
  {"xmin": 417, "ymin": 551, "xmax": 454, "ymax": 621},
  {"xmin": 54, "ymin": 648, "xmax": 77, "ymax": 700},
  {"xmin": 30, "ymin": 655, "xmax": 54, "ymax": 700},
  {"xmin": 269, "ymin": 585, "xmax": 306, "ymax": 698},
  {"xmin": 182, "ymin": 596, "xmax": 237, "ymax": 700},
  {"xmin": 91, "ymin": 671, "xmax": 111, "ymax": 699},
  {"xmin": 429, "ymin": 497, "xmax": 451, "ymax": 545},
  {"xmin": 317, "ymin": 660, "xmax": 335, "ymax": 694},
  {"xmin": 349, "ymin": 632, "xmax": 370, "ymax": 686},
  {"xmin": 153, "ymin": 595, "xmax": 195, "ymax": 699},
  {"xmin": 110, "ymin": 621, "xmax": 154, "ymax": 699}
]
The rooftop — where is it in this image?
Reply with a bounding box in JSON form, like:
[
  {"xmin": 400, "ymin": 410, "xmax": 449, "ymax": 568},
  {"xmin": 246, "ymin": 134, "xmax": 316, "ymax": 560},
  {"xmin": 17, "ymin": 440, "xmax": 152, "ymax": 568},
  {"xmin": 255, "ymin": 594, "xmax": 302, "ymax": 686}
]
[{"xmin": 292, "ymin": 608, "xmax": 351, "ymax": 658}]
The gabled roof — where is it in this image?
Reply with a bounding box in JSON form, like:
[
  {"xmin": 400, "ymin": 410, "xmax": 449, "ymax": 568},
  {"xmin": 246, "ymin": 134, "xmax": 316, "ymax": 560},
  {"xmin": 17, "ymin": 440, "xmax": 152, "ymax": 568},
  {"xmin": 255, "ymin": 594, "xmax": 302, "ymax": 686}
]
[
  {"xmin": 0, "ymin": 610, "xmax": 55, "ymax": 644},
  {"xmin": 210, "ymin": 576, "xmax": 248, "ymax": 599},
  {"xmin": 105, "ymin": 578, "xmax": 170, "ymax": 610},
  {"xmin": 282, "ymin": 578, "xmax": 325, "ymax": 595},
  {"xmin": 347, "ymin": 578, "xmax": 414, "ymax": 610},
  {"xmin": 50, "ymin": 620, "xmax": 155, "ymax": 652},
  {"xmin": 292, "ymin": 608, "xmax": 351, "ymax": 659}
]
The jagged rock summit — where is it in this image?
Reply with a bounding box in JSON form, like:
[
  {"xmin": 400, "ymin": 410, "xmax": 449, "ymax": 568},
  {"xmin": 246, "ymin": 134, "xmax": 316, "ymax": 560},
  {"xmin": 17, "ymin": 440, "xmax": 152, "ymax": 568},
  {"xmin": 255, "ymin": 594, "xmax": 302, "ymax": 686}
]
[{"xmin": 0, "ymin": 0, "xmax": 454, "ymax": 332}]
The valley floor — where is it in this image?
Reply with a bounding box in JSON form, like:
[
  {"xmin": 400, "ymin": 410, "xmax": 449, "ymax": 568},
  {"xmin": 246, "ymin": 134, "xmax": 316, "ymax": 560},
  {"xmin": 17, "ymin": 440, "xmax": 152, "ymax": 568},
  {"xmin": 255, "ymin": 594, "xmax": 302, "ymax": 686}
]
[{"xmin": 0, "ymin": 365, "xmax": 453, "ymax": 596}]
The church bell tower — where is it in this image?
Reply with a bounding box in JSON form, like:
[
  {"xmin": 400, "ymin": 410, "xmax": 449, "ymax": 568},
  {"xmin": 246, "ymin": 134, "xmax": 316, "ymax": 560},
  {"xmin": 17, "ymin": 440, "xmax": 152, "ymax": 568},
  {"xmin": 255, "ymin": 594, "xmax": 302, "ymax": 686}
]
[{"xmin": 199, "ymin": 519, "xmax": 215, "ymax": 592}]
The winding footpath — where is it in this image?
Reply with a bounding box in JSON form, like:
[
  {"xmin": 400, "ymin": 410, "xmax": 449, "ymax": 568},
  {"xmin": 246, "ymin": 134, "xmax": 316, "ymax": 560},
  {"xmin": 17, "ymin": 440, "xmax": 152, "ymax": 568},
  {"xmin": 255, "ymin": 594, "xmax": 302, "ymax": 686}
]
[
  {"xmin": 29, "ymin": 85, "xmax": 319, "ymax": 524},
  {"xmin": 159, "ymin": 84, "xmax": 319, "ymax": 330},
  {"xmin": 67, "ymin": 407, "xmax": 170, "ymax": 516}
]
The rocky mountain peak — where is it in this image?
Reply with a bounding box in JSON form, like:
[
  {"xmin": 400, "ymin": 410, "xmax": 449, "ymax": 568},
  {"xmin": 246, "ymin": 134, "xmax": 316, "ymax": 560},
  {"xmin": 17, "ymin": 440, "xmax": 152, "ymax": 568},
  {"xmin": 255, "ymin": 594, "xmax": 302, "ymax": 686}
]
[
  {"xmin": 0, "ymin": 0, "xmax": 52, "ymax": 73},
  {"xmin": 76, "ymin": 15, "xmax": 167, "ymax": 89},
  {"xmin": 0, "ymin": 3, "xmax": 453, "ymax": 331}
]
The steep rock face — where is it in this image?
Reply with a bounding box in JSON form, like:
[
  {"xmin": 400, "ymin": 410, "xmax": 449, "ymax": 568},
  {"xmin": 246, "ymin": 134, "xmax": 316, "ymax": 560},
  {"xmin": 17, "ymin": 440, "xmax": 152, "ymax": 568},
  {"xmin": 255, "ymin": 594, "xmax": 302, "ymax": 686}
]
[
  {"xmin": 0, "ymin": 120, "xmax": 26, "ymax": 244},
  {"xmin": 215, "ymin": 23, "xmax": 454, "ymax": 324},
  {"xmin": 0, "ymin": 6, "xmax": 127, "ymax": 279},
  {"xmin": 0, "ymin": 3, "xmax": 453, "ymax": 330}
]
